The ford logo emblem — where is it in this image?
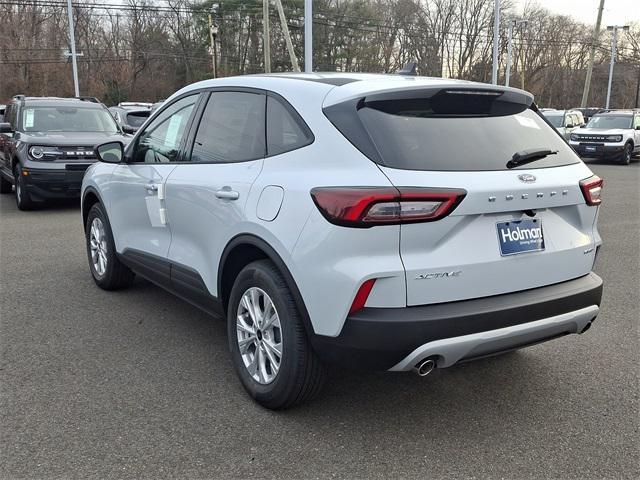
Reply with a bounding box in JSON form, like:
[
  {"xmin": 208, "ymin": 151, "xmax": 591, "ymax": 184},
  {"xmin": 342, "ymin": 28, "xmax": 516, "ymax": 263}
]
[{"xmin": 518, "ymin": 174, "xmax": 536, "ymax": 183}]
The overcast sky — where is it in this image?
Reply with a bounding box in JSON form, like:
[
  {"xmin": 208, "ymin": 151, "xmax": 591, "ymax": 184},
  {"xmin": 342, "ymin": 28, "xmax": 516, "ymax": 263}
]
[{"xmin": 514, "ymin": 0, "xmax": 639, "ymax": 26}]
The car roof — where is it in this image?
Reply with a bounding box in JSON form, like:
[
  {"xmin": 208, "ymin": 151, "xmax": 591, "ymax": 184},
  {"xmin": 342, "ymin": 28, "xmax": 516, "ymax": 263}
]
[{"xmin": 172, "ymin": 72, "xmax": 534, "ymax": 109}]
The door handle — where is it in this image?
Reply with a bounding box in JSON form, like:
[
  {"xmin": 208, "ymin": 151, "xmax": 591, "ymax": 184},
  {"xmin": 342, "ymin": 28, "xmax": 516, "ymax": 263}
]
[
  {"xmin": 145, "ymin": 183, "xmax": 158, "ymax": 193},
  {"xmin": 215, "ymin": 188, "xmax": 239, "ymax": 200}
]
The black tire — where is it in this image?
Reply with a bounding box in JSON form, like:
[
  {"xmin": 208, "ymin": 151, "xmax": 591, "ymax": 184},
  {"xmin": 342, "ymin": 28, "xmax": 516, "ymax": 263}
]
[
  {"xmin": 85, "ymin": 202, "xmax": 135, "ymax": 290},
  {"xmin": 227, "ymin": 260, "xmax": 326, "ymax": 409},
  {"xmin": 619, "ymin": 143, "xmax": 632, "ymax": 165},
  {"xmin": 14, "ymin": 164, "xmax": 34, "ymax": 210},
  {"xmin": 0, "ymin": 174, "xmax": 11, "ymax": 194}
]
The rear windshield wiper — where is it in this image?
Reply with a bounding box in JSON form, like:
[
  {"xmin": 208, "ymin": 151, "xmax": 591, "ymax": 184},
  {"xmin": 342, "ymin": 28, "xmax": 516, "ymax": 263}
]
[{"xmin": 507, "ymin": 148, "xmax": 558, "ymax": 169}]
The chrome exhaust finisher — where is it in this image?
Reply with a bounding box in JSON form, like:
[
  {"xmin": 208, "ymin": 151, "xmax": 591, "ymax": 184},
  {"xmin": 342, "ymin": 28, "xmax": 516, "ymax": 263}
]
[{"xmin": 415, "ymin": 358, "xmax": 436, "ymax": 377}]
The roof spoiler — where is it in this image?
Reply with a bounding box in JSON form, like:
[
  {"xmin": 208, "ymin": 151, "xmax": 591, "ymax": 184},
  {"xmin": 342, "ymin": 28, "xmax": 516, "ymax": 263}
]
[{"xmin": 76, "ymin": 96, "xmax": 100, "ymax": 103}]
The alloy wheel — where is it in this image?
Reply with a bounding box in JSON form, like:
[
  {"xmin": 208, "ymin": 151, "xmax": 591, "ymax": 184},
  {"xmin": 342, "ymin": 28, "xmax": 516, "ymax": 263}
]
[
  {"xmin": 89, "ymin": 217, "xmax": 108, "ymax": 277},
  {"xmin": 236, "ymin": 287, "xmax": 283, "ymax": 384}
]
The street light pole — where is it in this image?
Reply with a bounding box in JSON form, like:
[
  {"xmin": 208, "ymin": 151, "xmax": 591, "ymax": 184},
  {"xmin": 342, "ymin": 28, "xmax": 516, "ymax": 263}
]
[
  {"xmin": 208, "ymin": 5, "xmax": 219, "ymax": 79},
  {"xmin": 66, "ymin": 0, "xmax": 80, "ymax": 96},
  {"xmin": 491, "ymin": 0, "xmax": 500, "ymax": 84},
  {"xmin": 304, "ymin": 0, "xmax": 312, "ymax": 73},
  {"xmin": 605, "ymin": 25, "xmax": 629, "ymax": 109}
]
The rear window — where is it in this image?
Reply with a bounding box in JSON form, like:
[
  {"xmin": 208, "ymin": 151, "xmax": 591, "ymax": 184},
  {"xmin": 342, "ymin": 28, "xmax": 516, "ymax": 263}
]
[
  {"xmin": 343, "ymin": 98, "xmax": 580, "ymax": 171},
  {"xmin": 127, "ymin": 111, "xmax": 150, "ymax": 128}
]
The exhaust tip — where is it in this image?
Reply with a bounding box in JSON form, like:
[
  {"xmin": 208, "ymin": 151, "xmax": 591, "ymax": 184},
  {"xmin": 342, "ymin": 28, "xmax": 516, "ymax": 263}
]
[{"xmin": 415, "ymin": 358, "xmax": 436, "ymax": 377}]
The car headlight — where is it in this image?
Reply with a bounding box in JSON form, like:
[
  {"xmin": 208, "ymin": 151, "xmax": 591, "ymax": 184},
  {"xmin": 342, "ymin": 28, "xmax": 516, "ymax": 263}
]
[
  {"xmin": 570, "ymin": 133, "xmax": 579, "ymax": 141},
  {"xmin": 605, "ymin": 135, "xmax": 622, "ymax": 142},
  {"xmin": 28, "ymin": 145, "xmax": 62, "ymax": 160}
]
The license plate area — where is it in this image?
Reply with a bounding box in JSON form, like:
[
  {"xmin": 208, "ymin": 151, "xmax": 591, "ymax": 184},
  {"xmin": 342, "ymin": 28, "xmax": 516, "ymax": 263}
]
[{"xmin": 497, "ymin": 218, "xmax": 545, "ymax": 256}]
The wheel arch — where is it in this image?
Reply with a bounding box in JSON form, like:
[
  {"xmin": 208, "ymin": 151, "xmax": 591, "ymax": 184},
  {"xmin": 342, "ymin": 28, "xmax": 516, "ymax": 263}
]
[
  {"xmin": 81, "ymin": 187, "xmax": 104, "ymax": 231},
  {"xmin": 218, "ymin": 234, "xmax": 315, "ymax": 338}
]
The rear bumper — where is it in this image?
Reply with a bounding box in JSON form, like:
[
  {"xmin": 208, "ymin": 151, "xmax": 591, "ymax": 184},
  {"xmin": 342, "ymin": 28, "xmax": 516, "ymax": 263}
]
[
  {"xmin": 23, "ymin": 165, "xmax": 92, "ymax": 200},
  {"xmin": 570, "ymin": 142, "xmax": 625, "ymax": 159},
  {"xmin": 311, "ymin": 273, "xmax": 603, "ymax": 371}
]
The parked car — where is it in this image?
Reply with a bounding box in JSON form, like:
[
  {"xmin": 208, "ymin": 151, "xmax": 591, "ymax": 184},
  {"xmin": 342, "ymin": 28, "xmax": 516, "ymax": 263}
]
[
  {"xmin": 569, "ymin": 109, "xmax": 640, "ymax": 164},
  {"xmin": 570, "ymin": 107, "xmax": 605, "ymax": 123},
  {"xmin": 541, "ymin": 109, "xmax": 581, "ymax": 139},
  {"xmin": 109, "ymin": 105, "xmax": 151, "ymax": 134},
  {"xmin": 82, "ymin": 73, "xmax": 604, "ymax": 409},
  {"xmin": 0, "ymin": 95, "xmax": 130, "ymax": 210},
  {"xmin": 0, "ymin": 104, "xmax": 5, "ymax": 121}
]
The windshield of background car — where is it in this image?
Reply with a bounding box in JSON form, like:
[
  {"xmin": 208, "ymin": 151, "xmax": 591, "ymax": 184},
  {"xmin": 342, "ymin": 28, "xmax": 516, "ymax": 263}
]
[
  {"xmin": 21, "ymin": 106, "xmax": 119, "ymax": 133},
  {"xmin": 544, "ymin": 114, "xmax": 563, "ymax": 127},
  {"xmin": 586, "ymin": 115, "xmax": 632, "ymax": 129}
]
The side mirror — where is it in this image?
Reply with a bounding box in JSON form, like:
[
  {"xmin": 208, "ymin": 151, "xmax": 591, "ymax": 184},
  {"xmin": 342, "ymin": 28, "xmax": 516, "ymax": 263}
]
[
  {"xmin": 635, "ymin": 125, "xmax": 640, "ymax": 130},
  {"xmin": 96, "ymin": 141, "xmax": 124, "ymax": 164},
  {"xmin": 0, "ymin": 122, "xmax": 13, "ymax": 134},
  {"xmin": 122, "ymin": 125, "xmax": 135, "ymax": 134},
  {"xmin": 566, "ymin": 124, "xmax": 574, "ymax": 129}
]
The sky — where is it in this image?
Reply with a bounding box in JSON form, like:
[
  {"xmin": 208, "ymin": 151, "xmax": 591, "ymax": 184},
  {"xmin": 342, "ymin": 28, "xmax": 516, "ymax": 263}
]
[{"xmin": 513, "ymin": 0, "xmax": 640, "ymax": 26}]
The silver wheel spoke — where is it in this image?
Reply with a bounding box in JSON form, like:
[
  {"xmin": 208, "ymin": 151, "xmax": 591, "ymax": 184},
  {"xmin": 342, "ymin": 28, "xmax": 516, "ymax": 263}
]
[
  {"xmin": 263, "ymin": 339, "xmax": 282, "ymax": 358},
  {"xmin": 238, "ymin": 336, "xmax": 256, "ymax": 355}
]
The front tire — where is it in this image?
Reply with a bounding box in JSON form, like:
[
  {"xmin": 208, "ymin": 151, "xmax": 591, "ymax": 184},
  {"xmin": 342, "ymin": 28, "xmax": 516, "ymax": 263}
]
[
  {"xmin": 227, "ymin": 260, "xmax": 326, "ymax": 409},
  {"xmin": 85, "ymin": 202, "xmax": 135, "ymax": 290},
  {"xmin": 619, "ymin": 143, "xmax": 632, "ymax": 165},
  {"xmin": 14, "ymin": 164, "xmax": 34, "ymax": 210}
]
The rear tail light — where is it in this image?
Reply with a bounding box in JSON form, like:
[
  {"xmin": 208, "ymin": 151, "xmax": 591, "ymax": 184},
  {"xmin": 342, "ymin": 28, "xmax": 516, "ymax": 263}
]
[
  {"xmin": 580, "ymin": 175, "xmax": 603, "ymax": 206},
  {"xmin": 310, "ymin": 187, "xmax": 466, "ymax": 227},
  {"xmin": 349, "ymin": 278, "xmax": 376, "ymax": 315}
]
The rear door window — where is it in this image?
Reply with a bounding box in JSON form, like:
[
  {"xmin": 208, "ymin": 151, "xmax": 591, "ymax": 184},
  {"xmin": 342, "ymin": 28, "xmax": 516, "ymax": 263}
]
[{"xmin": 191, "ymin": 91, "xmax": 266, "ymax": 163}]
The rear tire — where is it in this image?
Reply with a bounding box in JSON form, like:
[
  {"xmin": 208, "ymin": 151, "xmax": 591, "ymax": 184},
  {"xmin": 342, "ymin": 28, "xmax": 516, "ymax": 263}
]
[
  {"xmin": 619, "ymin": 143, "xmax": 632, "ymax": 165},
  {"xmin": 14, "ymin": 164, "xmax": 34, "ymax": 210},
  {"xmin": 227, "ymin": 260, "xmax": 326, "ymax": 409},
  {"xmin": 0, "ymin": 174, "xmax": 11, "ymax": 194},
  {"xmin": 85, "ymin": 202, "xmax": 135, "ymax": 290}
]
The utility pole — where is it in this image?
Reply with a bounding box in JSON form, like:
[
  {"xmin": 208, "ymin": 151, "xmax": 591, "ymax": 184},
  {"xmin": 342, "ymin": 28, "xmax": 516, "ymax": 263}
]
[
  {"xmin": 635, "ymin": 66, "xmax": 640, "ymax": 108},
  {"xmin": 605, "ymin": 25, "xmax": 629, "ymax": 109},
  {"xmin": 66, "ymin": 0, "xmax": 80, "ymax": 96},
  {"xmin": 263, "ymin": 0, "xmax": 271, "ymax": 73},
  {"xmin": 580, "ymin": 0, "xmax": 605, "ymax": 108},
  {"xmin": 274, "ymin": 0, "xmax": 300, "ymax": 72},
  {"xmin": 491, "ymin": 0, "xmax": 500, "ymax": 85},
  {"xmin": 505, "ymin": 19, "xmax": 527, "ymax": 87},
  {"xmin": 207, "ymin": 5, "xmax": 219, "ymax": 78},
  {"xmin": 304, "ymin": 0, "xmax": 312, "ymax": 73}
]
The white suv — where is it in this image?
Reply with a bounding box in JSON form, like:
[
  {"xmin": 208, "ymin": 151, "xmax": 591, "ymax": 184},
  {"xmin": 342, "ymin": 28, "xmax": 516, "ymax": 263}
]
[
  {"xmin": 569, "ymin": 110, "xmax": 640, "ymax": 164},
  {"xmin": 82, "ymin": 73, "xmax": 604, "ymax": 409}
]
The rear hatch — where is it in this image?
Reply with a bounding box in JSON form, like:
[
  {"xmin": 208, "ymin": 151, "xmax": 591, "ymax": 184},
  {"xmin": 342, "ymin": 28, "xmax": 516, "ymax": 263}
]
[{"xmin": 325, "ymin": 85, "xmax": 600, "ymax": 306}]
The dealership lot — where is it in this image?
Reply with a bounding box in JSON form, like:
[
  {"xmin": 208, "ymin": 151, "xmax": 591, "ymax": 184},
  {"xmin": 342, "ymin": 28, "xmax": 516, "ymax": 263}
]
[{"xmin": 0, "ymin": 160, "xmax": 638, "ymax": 478}]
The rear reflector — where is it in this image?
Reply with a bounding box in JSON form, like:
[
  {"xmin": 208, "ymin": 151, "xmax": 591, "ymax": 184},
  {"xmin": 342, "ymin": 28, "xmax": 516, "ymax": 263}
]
[
  {"xmin": 580, "ymin": 175, "xmax": 603, "ymax": 206},
  {"xmin": 349, "ymin": 279, "xmax": 376, "ymax": 315},
  {"xmin": 310, "ymin": 187, "xmax": 466, "ymax": 227}
]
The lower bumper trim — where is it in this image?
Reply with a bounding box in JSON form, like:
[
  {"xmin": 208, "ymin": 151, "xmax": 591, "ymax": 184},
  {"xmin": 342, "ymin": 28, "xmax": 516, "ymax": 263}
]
[{"xmin": 389, "ymin": 305, "xmax": 599, "ymax": 371}]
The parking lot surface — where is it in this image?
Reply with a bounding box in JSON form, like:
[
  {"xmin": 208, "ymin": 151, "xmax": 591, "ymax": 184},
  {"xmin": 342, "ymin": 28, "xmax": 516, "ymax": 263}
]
[{"xmin": 1, "ymin": 160, "xmax": 638, "ymax": 479}]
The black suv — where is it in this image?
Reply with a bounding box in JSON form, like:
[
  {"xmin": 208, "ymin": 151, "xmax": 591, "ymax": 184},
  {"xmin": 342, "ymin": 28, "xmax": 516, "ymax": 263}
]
[{"xmin": 0, "ymin": 95, "xmax": 130, "ymax": 210}]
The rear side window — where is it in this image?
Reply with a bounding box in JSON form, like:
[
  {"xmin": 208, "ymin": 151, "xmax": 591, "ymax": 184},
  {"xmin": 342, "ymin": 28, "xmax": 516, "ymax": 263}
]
[
  {"xmin": 340, "ymin": 102, "xmax": 578, "ymax": 171},
  {"xmin": 266, "ymin": 96, "xmax": 312, "ymax": 156},
  {"xmin": 191, "ymin": 91, "xmax": 265, "ymax": 163}
]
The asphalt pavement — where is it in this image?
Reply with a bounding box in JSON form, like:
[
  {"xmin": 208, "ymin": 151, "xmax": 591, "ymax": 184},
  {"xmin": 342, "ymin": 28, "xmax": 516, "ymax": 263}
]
[{"xmin": 1, "ymin": 159, "xmax": 638, "ymax": 479}]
